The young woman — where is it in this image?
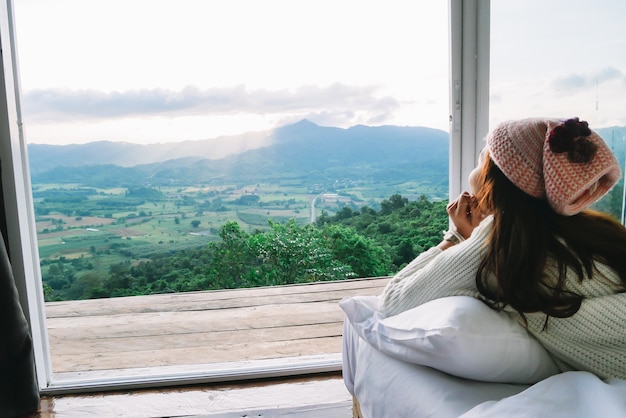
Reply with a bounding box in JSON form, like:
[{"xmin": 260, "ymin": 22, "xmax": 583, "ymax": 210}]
[{"xmin": 380, "ymin": 117, "xmax": 626, "ymax": 379}]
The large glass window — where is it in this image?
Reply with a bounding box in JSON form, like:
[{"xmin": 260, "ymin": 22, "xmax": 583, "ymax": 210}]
[
  {"xmin": 12, "ymin": 0, "xmax": 623, "ymax": 395},
  {"xmin": 11, "ymin": 0, "xmax": 451, "ymax": 389}
]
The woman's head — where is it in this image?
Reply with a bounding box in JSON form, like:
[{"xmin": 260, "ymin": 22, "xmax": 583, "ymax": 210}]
[
  {"xmin": 470, "ymin": 150, "xmax": 549, "ymax": 220},
  {"xmin": 481, "ymin": 117, "xmax": 620, "ymax": 216},
  {"xmin": 473, "ymin": 118, "xmax": 626, "ymax": 321}
]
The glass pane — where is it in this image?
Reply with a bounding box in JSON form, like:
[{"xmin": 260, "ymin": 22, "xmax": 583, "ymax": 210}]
[
  {"xmin": 13, "ymin": 0, "xmax": 449, "ymax": 379},
  {"xmin": 490, "ymin": 0, "xmax": 626, "ymax": 220}
]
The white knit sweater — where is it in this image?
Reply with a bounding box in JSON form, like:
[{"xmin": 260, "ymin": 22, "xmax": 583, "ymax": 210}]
[{"xmin": 380, "ymin": 216, "xmax": 626, "ymax": 379}]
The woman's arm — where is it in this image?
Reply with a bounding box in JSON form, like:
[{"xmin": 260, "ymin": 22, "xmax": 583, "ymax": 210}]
[{"xmin": 379, "ymin": 216, "xmax": 492, "ymax": 317}]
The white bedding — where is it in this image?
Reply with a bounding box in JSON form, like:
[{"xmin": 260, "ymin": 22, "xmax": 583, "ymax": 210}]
[
  {"xmin": 343, "ymin": 320, "xmax": 626, "ymax": 417},
  {"xmin": 340, "ymin": 295, "xmax": 559, "ymax": 384},
  {"xmin": 343, "ymin": 319, "xmax": 528, "ymax": 417},
  {"xmin": 463, "ymin": 371, "xmax": 626, "ymax": 417}
]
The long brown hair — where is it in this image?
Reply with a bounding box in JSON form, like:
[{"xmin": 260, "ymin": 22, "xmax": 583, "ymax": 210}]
[{"xmin": 474, "ymin": 154, "xmax": 626, "ymax": 323}]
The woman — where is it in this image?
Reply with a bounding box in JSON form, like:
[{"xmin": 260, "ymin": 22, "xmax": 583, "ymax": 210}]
[{"xmin": 380, "ymin": 117, "xmax": 626, "ymax": 379}]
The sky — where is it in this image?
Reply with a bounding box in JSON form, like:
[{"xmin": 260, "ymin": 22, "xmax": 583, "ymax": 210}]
[
  {"xmin": 10, "ymin": 0, "xmax": 626, "ymax": 145},
  {"xmin": 489, "ymin": 0, "xmax": 626, "ymax": 132}
]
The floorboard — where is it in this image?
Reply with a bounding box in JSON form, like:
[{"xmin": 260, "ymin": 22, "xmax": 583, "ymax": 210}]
[
  {"xmin": 46, "ymin": 277, "xmax": 389, "ymax": 373},
  {"xmin": 39, "ymin": 279, "xmax": 386, "ymax": 416}
]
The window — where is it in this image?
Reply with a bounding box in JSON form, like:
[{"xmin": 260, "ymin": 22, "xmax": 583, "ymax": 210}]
[
  {"xmin": 3, "ymin": 0, "xmax": 464, "ymax": 393},
  {"xmin": 2, "ymin": 0, "xmax": 616, "ymax": 394}
]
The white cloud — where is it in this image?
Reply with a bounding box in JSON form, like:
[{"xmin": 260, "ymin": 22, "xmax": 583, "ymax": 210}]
[
  {"xmin": 22, "ymin": 83, "xmax": 401, "ymax": 125},
  {"xmin": 551, "ymin": 67, "xmax": 625, "ymax": 92},
  {"xmin": 13, "ymin": 0, "xmax": 450, "ymax": 144}
]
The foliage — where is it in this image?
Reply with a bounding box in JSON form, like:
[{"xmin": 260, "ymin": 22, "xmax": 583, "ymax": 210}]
[
  {"xmin": 126, "ymin": 187, "xmax": 165, "ymax": 200},
  {"xmin": 317, "ymin": 194, "xmax": 448, "ymax": 270},
  {"xmin": 41, "ymin": 194, "xmax": 447, "ymax": 301},
  {"xmin": 322, "ymin": 224, "xmax": 391, "ymax": 277}
]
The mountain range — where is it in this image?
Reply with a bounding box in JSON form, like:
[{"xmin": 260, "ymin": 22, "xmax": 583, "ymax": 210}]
[{"xmin": 27, "ymin": 120, "xmax": 451, "ymax": 191}]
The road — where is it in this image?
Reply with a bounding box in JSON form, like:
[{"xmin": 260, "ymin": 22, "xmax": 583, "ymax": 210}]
[{"xmin": 310, "ymin": 193, "xmax": 323, "ymax": 223}]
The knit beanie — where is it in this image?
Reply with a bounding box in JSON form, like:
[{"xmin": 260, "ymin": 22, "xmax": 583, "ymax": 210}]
[{"xmin": 486, "ymin": 117, "xmax": 621, "ymax": 216}]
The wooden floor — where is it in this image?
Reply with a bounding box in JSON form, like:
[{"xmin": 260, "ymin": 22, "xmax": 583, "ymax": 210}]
[{"xmin": 39, "ymin": 278, "xmax": 389, "ymax": 417}]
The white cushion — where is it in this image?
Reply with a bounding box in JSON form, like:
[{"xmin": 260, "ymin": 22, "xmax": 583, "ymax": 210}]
[{"xmin": 340, "ymin": 295, "xmax": 559, "ymax": 384}]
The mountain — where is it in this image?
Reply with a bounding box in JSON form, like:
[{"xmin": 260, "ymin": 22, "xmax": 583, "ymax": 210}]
[
  {"xmin": 28, "ymin": 120, "xmax": 450, "ymax": 191},
  {"xmin": 27, "ymin": 129, "xmax": 274, "ymax": 174}
]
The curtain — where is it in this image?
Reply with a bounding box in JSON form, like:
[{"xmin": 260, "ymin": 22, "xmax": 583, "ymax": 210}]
[{"xmin": 0, "ymin": 176, "xmax": 39, "ymax": 416}]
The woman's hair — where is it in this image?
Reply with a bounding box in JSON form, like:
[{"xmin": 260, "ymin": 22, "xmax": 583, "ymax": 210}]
[{"xmin": 474, "ymin": 153, "xmax": 626, "ymax": 324}]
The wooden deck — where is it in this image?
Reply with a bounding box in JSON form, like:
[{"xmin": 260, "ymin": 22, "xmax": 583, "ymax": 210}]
[
  {"xmin": 45, "ymin": 277, "xmax": 389, "ymax": 374},
  {"xmin": 40, "ymin": 278, "xmax": 389, "ymax": 416}
]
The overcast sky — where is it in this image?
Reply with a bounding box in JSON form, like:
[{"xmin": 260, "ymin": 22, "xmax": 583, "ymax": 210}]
[
  {"xmin": 490, "ymin": 0, "xmax": 626, "ymax": 133},
  {"xmin": 11, "ymin": 0, "xmax": 626, "ymax": 145}
]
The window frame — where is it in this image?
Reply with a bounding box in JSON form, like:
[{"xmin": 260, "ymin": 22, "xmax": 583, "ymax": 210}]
[
  {"xmin": 0, "ymin": 0, "xmax": 490, "ymax": 394},
  {"xmin": 449, "ymin": 0, "xmax": 491, "ymax": 198}
]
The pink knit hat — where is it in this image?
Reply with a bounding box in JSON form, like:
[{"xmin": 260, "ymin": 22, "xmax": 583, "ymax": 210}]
[{"xmin": 487, "ymin": 117, "xmax": 621, "ymax": 216}]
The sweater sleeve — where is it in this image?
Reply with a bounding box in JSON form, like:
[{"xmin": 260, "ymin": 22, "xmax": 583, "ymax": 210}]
[{"xmin": 379, "ymin": 216, "xmax": 493, "ymax": 317}]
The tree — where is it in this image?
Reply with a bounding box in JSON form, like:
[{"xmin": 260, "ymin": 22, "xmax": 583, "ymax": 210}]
[
  {"xmin": 234, "ymin": 194, "xmax": 260, "ymax": 205},
  {"xmin": 41, "ymin": 194, "xmax": 449, "ymax": 301},
  {"xmin": 207, "ymin": 221, "xmax": 257, "ymax": 289},
  {"xmin": 395, "ymin": 239, "xmax": 416, "ymax": 267},
  {"xmin": 317, "ymin": 194, "xmax": 448, "ymax": 271},
  {"xmin": 252, "ymin": 220, "xmax": 354, "ymax": 285},
  {"xmin": 64, "ymin": 272, "xmax": 108, "ymax": 300},
  {"xmin": 335, "ymin": 206, "xmax": 354, "ymax": 220},
  {"xmin": 322, "ymin": 224, "xmax": 391, "ymax": 277},
  {"xmin": 380, "ymin": 194, "xmax": 408, "ymax": 215}
]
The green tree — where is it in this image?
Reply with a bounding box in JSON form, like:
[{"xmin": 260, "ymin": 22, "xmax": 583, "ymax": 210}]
[
  {"xmin": 43, "ymin": 194, "xmax": 449, "ymax": 301},
  {"xmin": 64, "ymin": 271, "xmax": 108, "ymax": 300},
  {"xmin": 318, "ymin": 194, "xmax": 448, "ymax": 270},
  {"xmin": 205, "ymin": 221, "xmax": 257, "ymax": 289},
  {"xmin": 380, "ymin": 194, "xmax": 408, "ymax": 215},
  {"xmin": 252, "ymin": 219, "xmax": 354, "ymax": 285},
  {"xmin": 322, "ymin": 224, "xmax": 391, "ymax": 277}
]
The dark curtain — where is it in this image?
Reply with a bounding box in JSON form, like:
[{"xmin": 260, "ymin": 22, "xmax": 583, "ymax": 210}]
[{"xmin": 0, "ymin": 172, "xmax": 40, "ymax": 416}]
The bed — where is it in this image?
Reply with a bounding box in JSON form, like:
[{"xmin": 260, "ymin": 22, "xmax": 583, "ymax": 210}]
[{"xmin": 341, "ymin": 295, "xmax": 626, "ymax": 418}]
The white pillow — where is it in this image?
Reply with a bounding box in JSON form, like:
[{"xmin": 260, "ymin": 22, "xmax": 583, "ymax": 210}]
[{"xmin": 340, "ymin": 295, "xmax": 559, "ymax": 384}]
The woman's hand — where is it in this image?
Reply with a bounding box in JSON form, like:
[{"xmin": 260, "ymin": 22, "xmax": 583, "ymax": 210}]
[{"xmin": 446, "ymin": 191, "xmax": 482, "ymax": 239}]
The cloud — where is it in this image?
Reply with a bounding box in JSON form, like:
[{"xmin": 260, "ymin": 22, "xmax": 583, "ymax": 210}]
[
  {"xmin": 596, "ymin": 67, "xmax": 624, "ymax": 82},
  {"xmin": 551, "ymin": 67, "xmax": 625, "ymax": 91},
  {"xmin": 21, "ymin": 83, "xmax": 401, "ymax": 124}
]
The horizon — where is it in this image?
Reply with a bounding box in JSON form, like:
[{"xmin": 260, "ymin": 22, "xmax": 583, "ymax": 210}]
[
  {"xmin": 25, "ymin": 119, "xmax": 451, "ymax": 147},
  {"xmin": 25, "ymin": 118, "xmax": 626, "ymax": 148}
]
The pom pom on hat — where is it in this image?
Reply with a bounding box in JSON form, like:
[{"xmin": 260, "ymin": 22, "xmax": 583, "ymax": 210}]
[{"xmin": 487, "ymin": 117, "xmax": 621, "ymax": 216}]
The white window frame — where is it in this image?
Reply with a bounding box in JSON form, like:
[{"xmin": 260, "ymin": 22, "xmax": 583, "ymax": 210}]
[
  {"xmin": 0, "ymin": 0, "xmax": 490, "ymax": 394},
  {"xmin": 449, "ymin": 0, "xmax": 490, "ymax": 198}
]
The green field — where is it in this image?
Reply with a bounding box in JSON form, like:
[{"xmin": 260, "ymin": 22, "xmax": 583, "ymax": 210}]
[
  {"xmin": 32, "ymin": 175, "xmax": 451, "ymax": 302},
  {"xmin": 34, "ymin": 183, "xmax": 354, "ymax": 264}
]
